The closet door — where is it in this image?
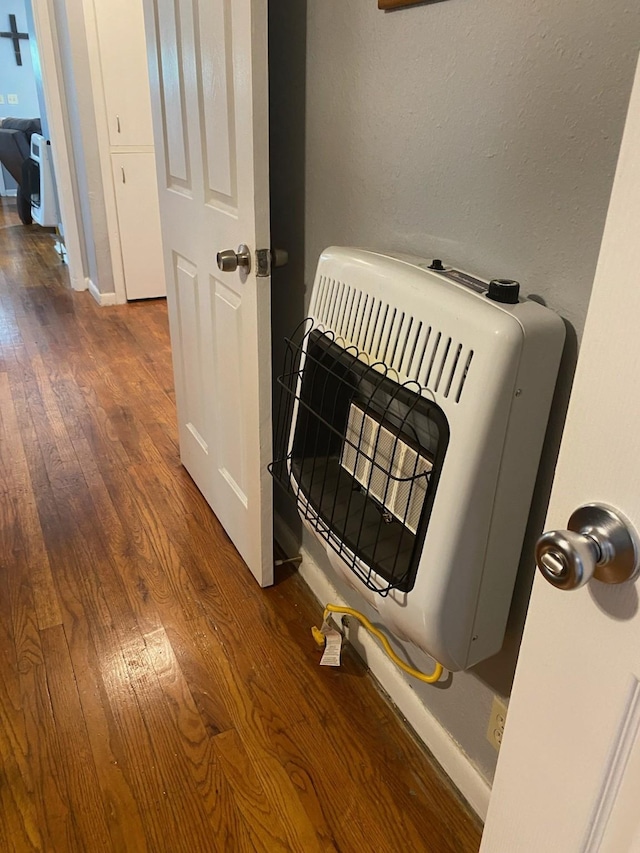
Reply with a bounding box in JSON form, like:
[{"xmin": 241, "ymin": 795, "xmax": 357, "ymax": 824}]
[
  {"xmin": 94, "ymin": 0, "xmax": 155, "ymax": 147},
  {"xmin": 111, "ymin": 152, "xmax": 166, "ymax": 299}
]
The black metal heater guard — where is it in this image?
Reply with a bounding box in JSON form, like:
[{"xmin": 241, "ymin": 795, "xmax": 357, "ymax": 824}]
[{"xmin": 269, "ymin": 322, "xmax": 449, "ymax": 594}]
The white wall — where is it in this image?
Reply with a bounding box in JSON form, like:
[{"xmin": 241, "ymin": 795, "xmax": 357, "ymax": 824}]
[
  {"xmin": 51, "ymin": 0, "xmax": 114, "ymax": 294},
  {"xmin": 272, "ymin": 0, "xmax": 640, "ymax": 791},
  {"xmin": 0, "ymin": 0, "xmax": 39, "ymax": 119}
]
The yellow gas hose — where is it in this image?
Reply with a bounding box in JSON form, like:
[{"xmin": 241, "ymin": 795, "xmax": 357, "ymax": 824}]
[{"xmin": 312, "ymin": 604, "xmax": 443, "ymax": 684}]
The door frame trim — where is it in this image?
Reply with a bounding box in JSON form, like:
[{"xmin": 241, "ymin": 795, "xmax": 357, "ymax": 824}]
[
  {"xmin": 30, "ymin": 0, "xmax": 86, "ymax": 292},
  {"xmin": 78, "ymin": 0, "xmax": 127, "ymax": 304}
]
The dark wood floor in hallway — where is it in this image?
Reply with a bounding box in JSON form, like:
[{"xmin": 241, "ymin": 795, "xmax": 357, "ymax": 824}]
[{"xmin": 0, "ymin": 199, "xmax": 481, "ymax": 852}]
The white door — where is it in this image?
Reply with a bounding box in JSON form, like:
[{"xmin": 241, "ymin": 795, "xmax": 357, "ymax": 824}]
[
  {"xmin": 482, "ymin": 56, "xmax": 640, "ymax": 852},
  {"xmin": 143, "ymin": 0, "xmax": 273, "ymax": 585}
]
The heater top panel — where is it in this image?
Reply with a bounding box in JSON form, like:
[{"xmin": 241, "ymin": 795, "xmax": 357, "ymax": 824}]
[{"xmin": 309, "ymin": 247, "xmax": 560, "ymax": 413}]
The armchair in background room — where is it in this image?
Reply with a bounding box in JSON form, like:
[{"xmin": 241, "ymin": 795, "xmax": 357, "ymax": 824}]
[{"xmin": 0, "ymin": 117, "xmax": 42, "ymax": 225}]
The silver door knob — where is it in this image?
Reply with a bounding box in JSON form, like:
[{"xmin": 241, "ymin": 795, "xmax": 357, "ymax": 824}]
[
  {"xmin": 535, "ymin": 503, "xmax": 638, "ymax": 591},
  {"xmin": 217, "ymin": 244, "xmax": 251, "ymax": 273}
]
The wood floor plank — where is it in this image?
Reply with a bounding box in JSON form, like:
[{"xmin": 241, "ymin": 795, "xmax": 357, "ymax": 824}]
[
  {"xmin": 5, "ymin": 405, "xmax": 154, "ymax": 849},
  {"xmin": 0, "ymin": 198, "xmax": 482, "ymax": 852},
  {"xmin": 214, "ymin": 728, "xmax": 321, "ymax": 853},
  {"xmin": 0, "ymin": 371, "xmax": 63, "ymax": 629},
  {"xmin": 61, "ymin": 608, "xmax": 149, "ymax": 853},
  {"xmin": 0, "ymin": 499, "xmax": 39, "ymax": 800},
  {"xmin": 40, "ymin": 625, "xmax": 112, "ymax": 851},
  {"xmin": 188, "ymin": 616, "xmax": 330, "ymax": 853},
  {"xmin": 23, "ymin": 476, "xmax": 200, "ymax": 850},
  {"xmin": 162, "ymin": 620, "xmax": 235, "ymax": 738},
  {"xmin": 0, "ymin": 670, "xmax": 42, "ymax": 852},
  {"xmin": 72, "ymin": 609, "xmax": 179, "ymax": 852},
  {"xmin": 13, "ymin": 548, "xmax": 78, "ymax": 852},
  {"xmin": 0, "ymin": 373, "xmax": 32, "ymax": 496},
  {"xmin": 0, "ymin": 804, "xmax": 11, "ymax": 853},
  {"xmin": 0, "ymin": 757, "xmax": 41, "ymax": 853},
  {"xmin": 142, "ymin": 624, "xmax": 260, "ymax": 848},
  {"xmin": 118, "ymin": 638, "xmax": 233, "ymax": 850}
]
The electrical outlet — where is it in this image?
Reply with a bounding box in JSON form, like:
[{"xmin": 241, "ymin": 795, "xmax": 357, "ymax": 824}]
[
  {"xmin": 0, "ymin": 95, "xmax": 5, "ymax": 105},
  {"xmin": 487, "ymin": 696, "xmax": 508, "ymax": 751},
  {"xmin": 7, "ymin": 94, "xmax": 18, "ymax": 105}
]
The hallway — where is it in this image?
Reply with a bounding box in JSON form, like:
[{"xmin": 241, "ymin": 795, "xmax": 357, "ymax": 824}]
[{"xmin": 0, "ymin": 199, "xmax": 481, "ymax": 852}]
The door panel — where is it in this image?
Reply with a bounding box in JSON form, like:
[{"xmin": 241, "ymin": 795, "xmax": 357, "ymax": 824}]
[
  {"xmin": 144, "ymin": 0, "xmax": 273, "ymax": 585},
  {"xmin": 194, "ymin": 0, "xmax": 237, "ymax": 205},
  {"xmin": 214, "ymin": 279, "xmax": 247, "ymax": 502},
  {"xmin": 173, "ymin": 254, "xmax": 208, "ymax": 451},
  {"xmin": 155, "ymin": 0, "xmax": 190, "ymax": 189}
]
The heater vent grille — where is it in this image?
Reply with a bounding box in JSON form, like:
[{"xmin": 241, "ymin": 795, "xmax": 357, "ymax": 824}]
[{"xmin": 314, "ymin": 276, "xmax": 474, "ymax": 402}]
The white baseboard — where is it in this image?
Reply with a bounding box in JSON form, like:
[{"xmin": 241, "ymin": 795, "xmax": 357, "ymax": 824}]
[
  {"xmin": 87, "ymin": 278, "xmax": 117, "ymax": 306},
  {"xmin": 69, "ymin": 271, "xmax": 87, "ymax": 292},
  {"xmin": 0, "ymin": 189, "xmax": 18, "ymax": 197},
  {"xmin": 274, "ymin": 513, "xmax": 491, "ymax": 821}
]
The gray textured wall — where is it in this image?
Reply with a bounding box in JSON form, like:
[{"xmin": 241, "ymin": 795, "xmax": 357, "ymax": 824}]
[{"xmin": 272, "ymin": 0, "xmax": 640, "ymax": 786}]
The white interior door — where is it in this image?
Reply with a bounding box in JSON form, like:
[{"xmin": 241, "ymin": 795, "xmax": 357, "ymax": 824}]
[
  {"xmin": 143, "ymin": 0, "xmax": 273, "ymax": 585},
  {"xmin": 482, "ymin": 56, "xmax": 640, "ymax": 852}
]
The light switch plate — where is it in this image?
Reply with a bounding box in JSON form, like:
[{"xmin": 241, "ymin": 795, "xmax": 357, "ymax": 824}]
[
  {"xmin": 7, "ymin": 94, "xmax": 18, "ymax": 105},
  {"xmin": 0, "ymin": 95, "xmax": 5, "ymax": 105}
]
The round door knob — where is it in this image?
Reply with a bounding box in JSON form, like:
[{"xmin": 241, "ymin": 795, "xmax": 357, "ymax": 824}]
[
  {"xmin": 535, "ymin": 503, "xmax": 639, "ymax": 591},
  {"xmin": 217, "ymin": 244, "xmax": 251, "ymax": 273}
]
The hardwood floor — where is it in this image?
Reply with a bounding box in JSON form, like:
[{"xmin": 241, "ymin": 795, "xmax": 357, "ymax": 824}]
[{"xmin": 0, "ymin": 198, "xmax": 482, "ymax": 852}]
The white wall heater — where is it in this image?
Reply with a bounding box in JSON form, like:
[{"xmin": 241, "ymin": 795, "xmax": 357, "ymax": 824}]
[
  {"xmin": 271, "ymin": 247, "xmax": 565, "ymax": 671},
  {"xmin": 30, "ymin": 133, "xmax": 59, "ymax": 228}
]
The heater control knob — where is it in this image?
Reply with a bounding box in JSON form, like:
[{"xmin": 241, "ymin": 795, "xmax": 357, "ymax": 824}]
[
  {"xmin": 487, "ymin": 279, "xmax": 520, "ymax": 304},
  {"xmin": 535, "ymin": 504, "xmax": 639, "ymax": 591}
]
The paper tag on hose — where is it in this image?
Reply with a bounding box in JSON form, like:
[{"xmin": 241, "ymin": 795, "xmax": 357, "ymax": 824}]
[{"xmin": 319, "ymin": 619, "xmax": 343, "ymax": 667}]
